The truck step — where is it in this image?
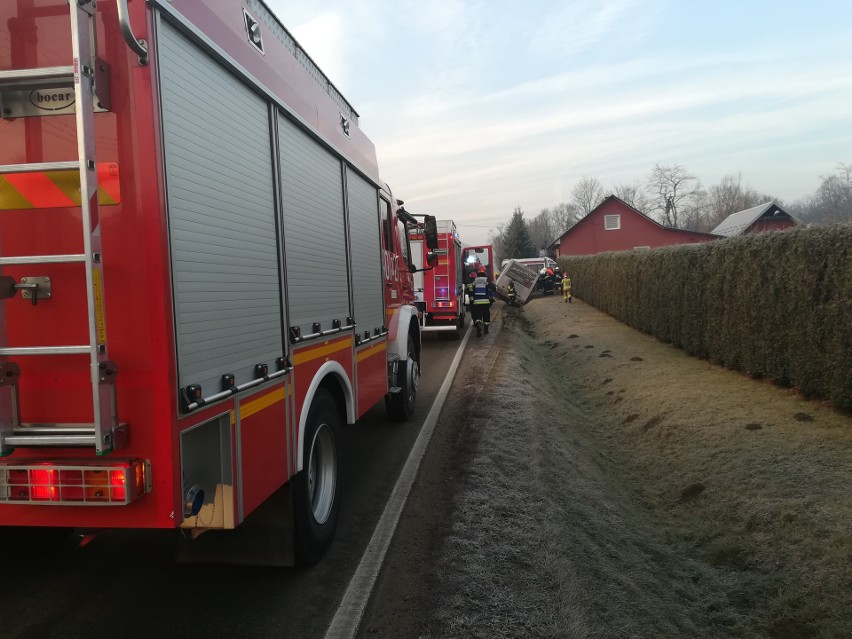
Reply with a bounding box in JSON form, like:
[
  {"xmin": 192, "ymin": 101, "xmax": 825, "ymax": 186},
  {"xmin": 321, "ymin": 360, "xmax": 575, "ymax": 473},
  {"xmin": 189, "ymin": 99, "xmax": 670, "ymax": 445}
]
[
  {"xmin": 4, "ymin": 423, "xmax": 127, "ymax": 449},
  {"xmin": 0, "ymin": 254, "xmax": 86, "ymax": 266},
  {"xmin": 0, "ymin": 161, "xmax": 79, "ymax": 175},
  {"xmin": 0, "ymin": 346, "xmax": 91, "ymax": 356}
]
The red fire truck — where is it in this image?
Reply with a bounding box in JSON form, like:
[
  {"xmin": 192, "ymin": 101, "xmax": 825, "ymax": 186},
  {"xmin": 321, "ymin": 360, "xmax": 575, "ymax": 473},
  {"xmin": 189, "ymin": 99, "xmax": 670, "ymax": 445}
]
[
  {"xmin": 0, "ymin": 0, "xmax": 437, "ymax": 564},
  {"xmin": 462, "ymin": 245, "xmax": 495, "ymax": 282},
  {"xmin": 410, "ymin": 219, "xmax": 466, "ymax": 339}
]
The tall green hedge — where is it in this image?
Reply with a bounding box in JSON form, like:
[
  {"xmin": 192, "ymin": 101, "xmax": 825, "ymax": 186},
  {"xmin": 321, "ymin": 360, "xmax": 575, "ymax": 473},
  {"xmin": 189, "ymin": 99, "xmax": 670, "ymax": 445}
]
[{"xmin": 559, "ymin": 225, "xmax": 852, "ymax": 410}]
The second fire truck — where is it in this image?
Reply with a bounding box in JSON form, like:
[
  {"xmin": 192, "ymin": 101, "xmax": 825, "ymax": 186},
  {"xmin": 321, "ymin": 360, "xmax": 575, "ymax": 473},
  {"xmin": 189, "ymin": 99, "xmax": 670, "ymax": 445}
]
[{"xmin": 410, "ymin": 219, "xmax": 466, "ymax": 339}]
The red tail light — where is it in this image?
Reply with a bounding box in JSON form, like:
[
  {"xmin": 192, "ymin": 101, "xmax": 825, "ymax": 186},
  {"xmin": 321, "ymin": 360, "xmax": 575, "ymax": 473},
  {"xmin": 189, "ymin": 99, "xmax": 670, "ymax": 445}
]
[{"xmin": 0, "ymin": 459, "xmax": 150, "ymax": 506}]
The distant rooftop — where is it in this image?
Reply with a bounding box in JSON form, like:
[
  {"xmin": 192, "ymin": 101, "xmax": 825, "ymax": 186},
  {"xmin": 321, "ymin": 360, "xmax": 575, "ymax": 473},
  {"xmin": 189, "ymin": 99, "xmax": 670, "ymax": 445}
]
[{"xmin": 711, "ymin": 201, "xmax": 794, "ymax": 236}]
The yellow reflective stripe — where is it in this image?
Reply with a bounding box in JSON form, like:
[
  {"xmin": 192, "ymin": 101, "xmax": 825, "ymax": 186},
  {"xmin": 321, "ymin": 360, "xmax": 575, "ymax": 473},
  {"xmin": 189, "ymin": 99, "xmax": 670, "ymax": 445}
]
[
  {"xmin": 92, "ymin": 270, "xmax": 107, "ymax": 344},
  {"xmin": 0, "ymin": 177, "xmax": 32, "ymax": 209},
  {"xmin": 293, "ymin": 337, "xmax": 353, "ymax": 365},
  {"xmin": 240, "ymin": 386, "xmax": 286, "ymax": 420},
  {"xmin": 47, "ymin": 170, "xmax": 119, "ymax": 205},
  {"xmin": 356, "ymin": 341, "xmax": 386, "ymax": 362},
  {"xmin": 0, "ymin": 164, "xmax": 120, "ymax": 210}
]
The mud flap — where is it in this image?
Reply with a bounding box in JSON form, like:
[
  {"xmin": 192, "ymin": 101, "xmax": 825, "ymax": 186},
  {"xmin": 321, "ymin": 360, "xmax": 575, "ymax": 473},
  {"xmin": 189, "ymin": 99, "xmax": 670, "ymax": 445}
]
[{"xmin": 176, "ymin": 484, "xmax": 295, "ymax": 567}]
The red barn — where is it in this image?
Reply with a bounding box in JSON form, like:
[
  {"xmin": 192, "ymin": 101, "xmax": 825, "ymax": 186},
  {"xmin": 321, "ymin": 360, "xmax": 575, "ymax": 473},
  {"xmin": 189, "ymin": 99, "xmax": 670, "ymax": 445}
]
[
  {"xmin": 710, "ymin": 201, "xmax": 799, "ymax": 237},
  {"xmin": 553, "ymin": 196, "xmax": 719, "ymax": 257}
]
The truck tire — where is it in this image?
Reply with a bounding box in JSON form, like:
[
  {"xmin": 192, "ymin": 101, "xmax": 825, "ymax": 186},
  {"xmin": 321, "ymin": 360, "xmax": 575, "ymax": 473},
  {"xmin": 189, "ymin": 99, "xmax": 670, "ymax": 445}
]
[
  {"xmin": 386, "ymin": 333, "xmax": 418, "ymax": 421},
  {"xmin": 453, "ymin": 309, "xmax": 465, "ymax": 340},
  {"xmin": 293, "ymin": 389, "xmax": 342, "ymax": 564}
]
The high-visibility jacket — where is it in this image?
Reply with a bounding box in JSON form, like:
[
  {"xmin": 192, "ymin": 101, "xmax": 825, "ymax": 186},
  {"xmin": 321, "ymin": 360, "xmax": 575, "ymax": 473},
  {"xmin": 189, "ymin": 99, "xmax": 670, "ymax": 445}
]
[
  {"xmin": 472, "ymin": 276, "xmax": 492, "ymax": 304},
  {"xmin": 561, "ymin": 276, "xmax": 572, "ymax": 292}
]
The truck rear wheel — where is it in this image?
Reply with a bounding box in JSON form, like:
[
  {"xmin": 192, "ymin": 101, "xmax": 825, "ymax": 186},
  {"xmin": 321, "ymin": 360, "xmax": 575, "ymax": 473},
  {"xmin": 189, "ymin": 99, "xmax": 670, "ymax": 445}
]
[
  {"xmin": 293, "ymin": 389, "xmax": 342, "ymax": 564},
  {"xmin": 453, "ymin": 306, "xmax": 465, "ymax": 339},
  {"xmin": 386, "ymin": 333, "xmax": 418, "ymax": 421}
]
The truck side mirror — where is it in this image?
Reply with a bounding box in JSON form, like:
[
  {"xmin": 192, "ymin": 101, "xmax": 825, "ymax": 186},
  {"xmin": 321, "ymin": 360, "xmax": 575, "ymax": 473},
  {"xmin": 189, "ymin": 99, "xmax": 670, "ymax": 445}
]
[
  {"xmin": 423, "ymin": 216, "xmax": 439, "ymax": 250},
  {"xmin": 426, "ymin": 251, "xmax": 439, "ymax": 266}
]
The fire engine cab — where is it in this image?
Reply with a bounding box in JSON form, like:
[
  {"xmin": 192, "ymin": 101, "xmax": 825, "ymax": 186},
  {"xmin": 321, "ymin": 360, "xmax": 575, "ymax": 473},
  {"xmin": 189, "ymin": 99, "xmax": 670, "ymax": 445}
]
[
  {"xmin": 0, "ymin": 0, "xmax": 437, "ymax": 564},
  {"xmin": 410, "ymin": 219, "xmax": 466, "ymax": 339},
  {"xmin": 462, "ymin": 245, "xmax": 495, "ymax": 282}
]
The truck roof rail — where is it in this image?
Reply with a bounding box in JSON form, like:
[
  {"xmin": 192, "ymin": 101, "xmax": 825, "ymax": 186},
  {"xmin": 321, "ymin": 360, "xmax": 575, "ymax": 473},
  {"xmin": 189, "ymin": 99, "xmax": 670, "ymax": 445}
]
[{"xmin": 250, "ymin": 0, "xmax": 359, "ymax": 123}]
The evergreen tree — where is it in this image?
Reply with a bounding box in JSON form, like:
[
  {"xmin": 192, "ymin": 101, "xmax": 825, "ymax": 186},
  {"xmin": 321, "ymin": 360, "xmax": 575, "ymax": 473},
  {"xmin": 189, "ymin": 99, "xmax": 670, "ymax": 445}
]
[{"xmin": 501, "ymin": 207, "xmax": 537, "ymax": 259}]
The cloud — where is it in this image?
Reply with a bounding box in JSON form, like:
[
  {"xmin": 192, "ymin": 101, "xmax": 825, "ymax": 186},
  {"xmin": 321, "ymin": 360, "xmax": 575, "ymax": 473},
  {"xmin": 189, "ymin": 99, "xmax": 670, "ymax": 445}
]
[
  {"xmin": 286, "ymin": 12, "xmax": 348, "ymax": 87},
  {"xmin": 530, "ymin": 0, "xmax": 655, "ymax": 56},
  {"xmin": 374, "ymin": 55, "xmax": 852, "ymax": 165},
  {"xmin": 374, "ymin": 46, "xmax": 852, "ymax": 245},
  {"xmin": 263, "ymin": 2, "xmax": 852, "ymax": 245}
]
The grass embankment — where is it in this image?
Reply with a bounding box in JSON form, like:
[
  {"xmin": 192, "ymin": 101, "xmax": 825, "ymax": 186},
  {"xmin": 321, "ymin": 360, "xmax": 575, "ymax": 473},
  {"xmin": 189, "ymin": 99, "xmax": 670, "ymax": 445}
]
[{"xmin": 428, "ymin": 299, "xmax": 852, "ymax": 639}]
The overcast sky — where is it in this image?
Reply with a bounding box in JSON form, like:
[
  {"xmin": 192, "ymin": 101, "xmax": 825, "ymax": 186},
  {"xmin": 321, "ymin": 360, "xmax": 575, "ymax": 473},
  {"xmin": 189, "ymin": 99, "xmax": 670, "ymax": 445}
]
[{"xmin": 266, "ymin": 0, "xmax": 852, "ymax": 246}]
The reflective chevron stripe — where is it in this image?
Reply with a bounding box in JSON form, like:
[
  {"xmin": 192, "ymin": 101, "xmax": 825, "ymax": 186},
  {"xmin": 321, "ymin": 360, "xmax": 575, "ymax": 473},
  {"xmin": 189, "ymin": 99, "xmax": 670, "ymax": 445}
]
[{"xmin": 0, "ymin": 162, "xmax": 120, "ymax": 210}]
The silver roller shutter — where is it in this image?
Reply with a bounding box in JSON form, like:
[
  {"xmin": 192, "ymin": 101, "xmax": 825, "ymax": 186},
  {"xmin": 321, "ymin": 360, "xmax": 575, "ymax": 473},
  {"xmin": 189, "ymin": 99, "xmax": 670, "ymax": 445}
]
[
  {"xmin": 158, "ymin": 20, "xmax": 283, "ymax": 394},
  {"xmin": 346, "ymin": 169, "xmax": 385, "ymax": 338},
  {"xmin": 278, "ymin": 115, "xmax": 350, "ymax": 336}
]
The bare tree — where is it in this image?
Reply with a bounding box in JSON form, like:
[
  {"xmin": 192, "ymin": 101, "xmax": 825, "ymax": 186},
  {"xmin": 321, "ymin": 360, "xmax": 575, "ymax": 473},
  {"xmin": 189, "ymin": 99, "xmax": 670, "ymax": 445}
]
[
  {"xmin": 551, "ymin": 202, "xmax": 582, "ymax": 234},
  {"xmin": 795, "ymin": 163, "xmax": 852, "ymax": 225},
  {"xmin": 571, "ymin": 176, "xmax": 605, "ymax": 216},
  {"xmin": 487, "ymin": 224, "xmax": 505, "ymax": 262},
  {"xmin": 838, "ymin": 162, "xmax": 852, "ymax": 222},
  {"xmin": 679, "ymin": 191, "xmax": 711, "ymax": 231},
  {"xmin": 699, "ymin": 173, "xmax": 769, "ymax": 231},
  {"xmin": 646, "ymin": 163, "xmax": 703, "ymax": 228},
  {"xmin": 489, "ymin": 199, "xmax": 583, "ymax": 263},
  {"xmin": 528, "ymin": 208, "xmax": 558, "ymax": 252},
  {"xmin": 815, "ymin": 163, "xmax": 852, "ymax": 223},
  {"xmin": 613, "ymin": 182, "xmax": 651, "ymax": 212}
]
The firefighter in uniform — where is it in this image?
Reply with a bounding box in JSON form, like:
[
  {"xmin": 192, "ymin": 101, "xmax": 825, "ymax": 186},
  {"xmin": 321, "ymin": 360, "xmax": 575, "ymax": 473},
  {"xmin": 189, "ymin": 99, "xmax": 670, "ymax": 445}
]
[
  {"xmin": 465, "ymin": 270, "xmax": 477, "ymax": 304},
  {"xmin": 506, "ymin": 280, "xmax": 517, "ymax": 305},
  {"xmin": 562, "ymin": 271, "xmax": 572, "ymax": 303},
  {"xmin": 470, "ymin": 268, "xmax": 494, "ymax": 337}
]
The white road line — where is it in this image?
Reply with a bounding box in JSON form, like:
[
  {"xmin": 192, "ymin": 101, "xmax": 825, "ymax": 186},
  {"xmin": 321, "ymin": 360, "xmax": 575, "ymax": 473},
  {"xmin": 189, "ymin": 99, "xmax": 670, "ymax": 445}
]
[{"xmin": 324, "ymin": 322, "xmax": 473, "ymax": 639}]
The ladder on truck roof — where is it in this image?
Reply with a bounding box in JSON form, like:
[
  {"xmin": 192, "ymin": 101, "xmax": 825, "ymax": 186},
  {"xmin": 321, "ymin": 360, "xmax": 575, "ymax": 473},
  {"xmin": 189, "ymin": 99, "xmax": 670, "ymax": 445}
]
[{"xmin": 0, "ymin": 0, "xmax": 124, "ymax": 455}]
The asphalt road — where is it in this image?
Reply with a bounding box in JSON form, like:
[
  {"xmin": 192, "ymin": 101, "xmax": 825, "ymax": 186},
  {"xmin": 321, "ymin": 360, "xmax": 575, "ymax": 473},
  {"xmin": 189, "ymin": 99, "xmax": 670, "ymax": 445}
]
[{"xmin": 2, "ymin": 332, "xmax": 464, "ymax": 639}]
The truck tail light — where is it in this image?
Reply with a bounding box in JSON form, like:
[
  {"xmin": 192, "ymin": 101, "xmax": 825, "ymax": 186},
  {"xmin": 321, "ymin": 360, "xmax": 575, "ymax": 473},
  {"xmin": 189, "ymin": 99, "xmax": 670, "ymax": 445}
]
[{"xmin": 0, "ymin": 459, "xmax": 150, "ymax": 506}]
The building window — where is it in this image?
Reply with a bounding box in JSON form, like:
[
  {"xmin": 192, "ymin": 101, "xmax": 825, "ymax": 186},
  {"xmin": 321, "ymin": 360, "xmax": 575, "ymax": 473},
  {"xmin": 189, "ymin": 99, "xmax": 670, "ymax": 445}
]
[{"xmin": 604, "ymin": 214, "xmax": 621, "ymax": 230}]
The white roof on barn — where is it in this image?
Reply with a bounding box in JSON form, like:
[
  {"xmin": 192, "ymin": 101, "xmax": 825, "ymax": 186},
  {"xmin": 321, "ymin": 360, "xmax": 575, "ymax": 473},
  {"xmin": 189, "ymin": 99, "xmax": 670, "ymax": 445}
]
[{"xmin": 711, "ymin": 201, "xmax": 791, "ymax": 237}]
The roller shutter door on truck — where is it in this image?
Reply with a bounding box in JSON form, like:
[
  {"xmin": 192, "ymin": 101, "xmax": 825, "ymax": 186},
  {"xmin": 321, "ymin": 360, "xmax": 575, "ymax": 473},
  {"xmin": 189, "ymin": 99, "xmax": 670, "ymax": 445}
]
[
  {"xmin": 158, "ymin": 20, "xmax": 284, "ymax": 393},
  {"xmin": 345, "ymin": 169, "xmax": 385, "ymax": 338},
  {"xmin": 277, "ymin": 115, "xmax": 350, "ymax": 337}
]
